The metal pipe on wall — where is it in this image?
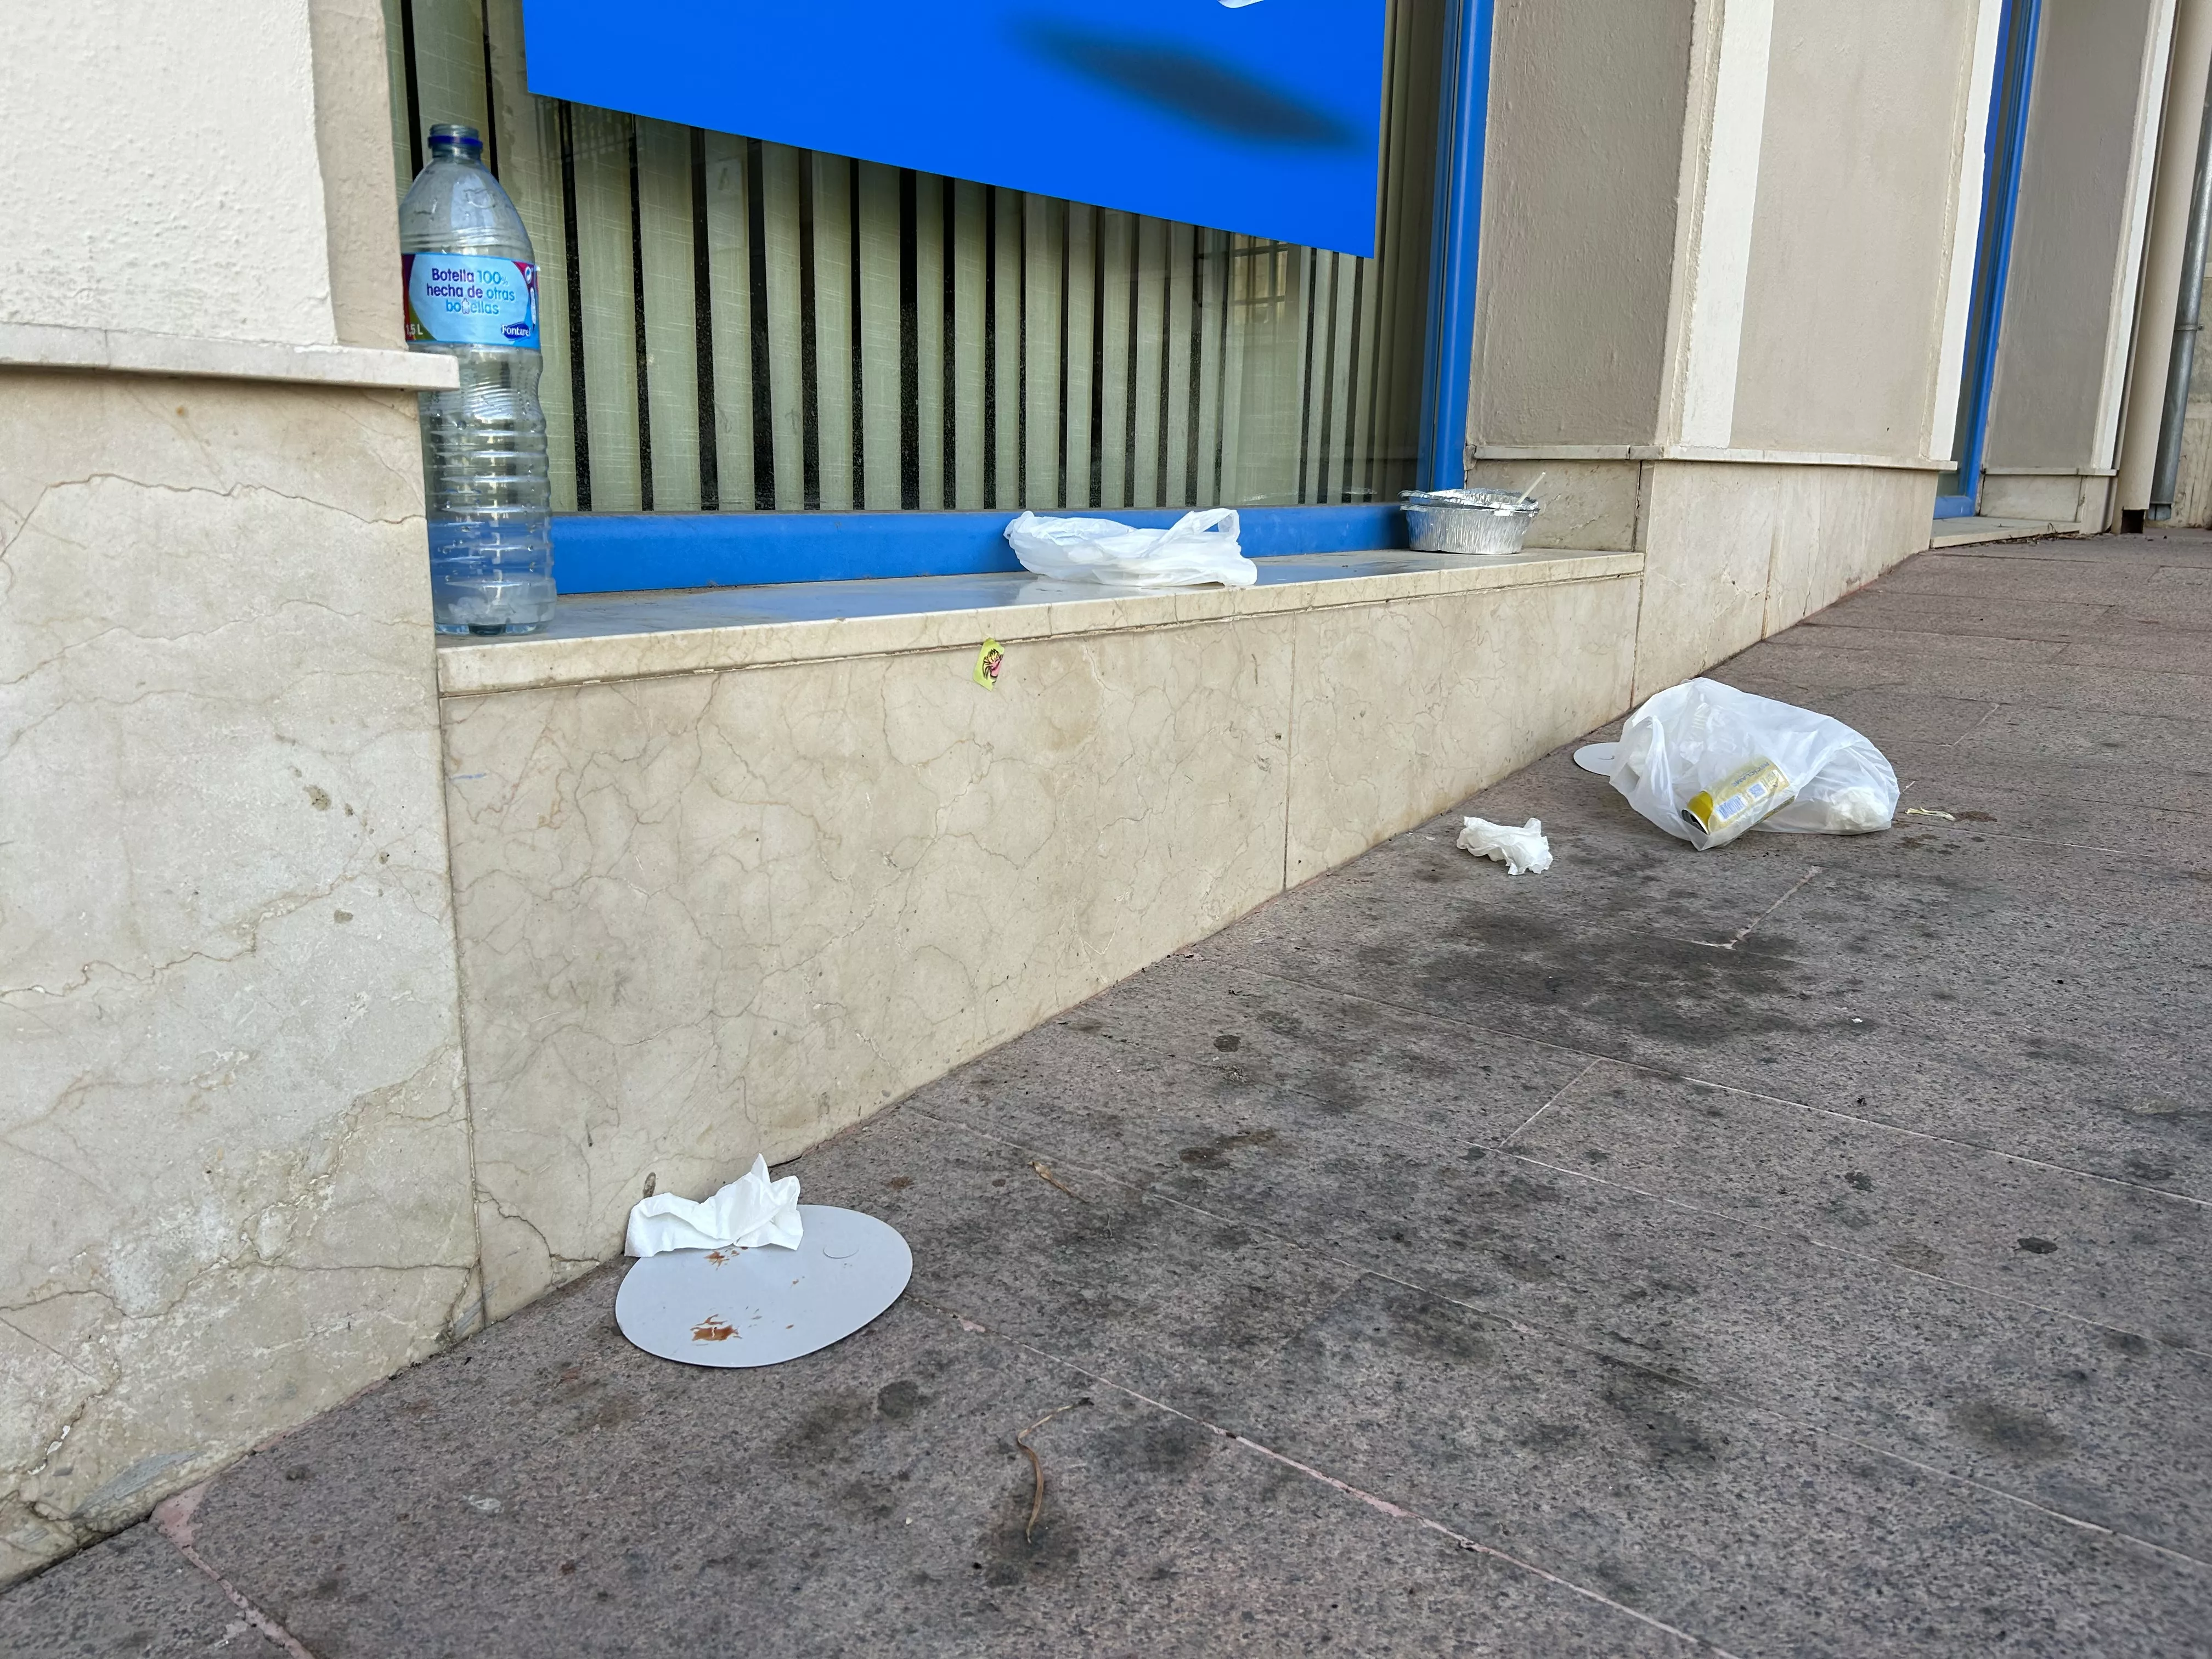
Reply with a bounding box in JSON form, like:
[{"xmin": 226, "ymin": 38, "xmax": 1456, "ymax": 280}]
[
  {"xmin": 2115, "ymin": 0, "xmax": 2212, "ymax": 528},
  {"xmin": 2151, "ymin": 55, "xmax": 2212, "ymax": 520}
]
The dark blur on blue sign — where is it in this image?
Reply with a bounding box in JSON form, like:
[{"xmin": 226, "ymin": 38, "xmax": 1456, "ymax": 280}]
[{"xmin": 520, "ymin": 1, "xmax": 1387, "ymax": 256}]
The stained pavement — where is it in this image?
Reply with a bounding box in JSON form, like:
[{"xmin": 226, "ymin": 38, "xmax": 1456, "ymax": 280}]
[{"xmin": 5, "ymin": 529, "xmax": 2209, "ymax": 1656}]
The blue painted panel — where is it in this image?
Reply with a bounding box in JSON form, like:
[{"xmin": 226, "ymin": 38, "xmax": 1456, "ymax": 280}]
[
  {"xmin": 519, "ymin": 0, "xmax": 1386, "ymax": 256},
  {"xmin": 1932, "ymin": 494, "xmax": 1979, "ymax": 521},
  {"xmin": 552, "ymin": 505, "xmax": 1409, "ymax": 594}
]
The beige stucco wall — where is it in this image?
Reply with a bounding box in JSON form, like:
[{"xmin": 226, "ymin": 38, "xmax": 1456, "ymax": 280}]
[
  {"xmin": 1728, "ymin": 0, "xmax": 1983, "ymax": 460},
  {"xmin": 1470, "ymin": 0, "xmax": 1698, "ymax": 447},
  {"xmin": 312, "ymin": 0, "xmax": 410, "ymax": 348},
  {"xmin": 1466, "ymin": 2, "xmax": 1959, "ymax": 669},
  {"xmin": 0, "ymin": 2, "xmax": 340, "ymax": 347},
  {"xmin": 1984, "ymin": 0, "xmax": 2167, "ymax": 472}
]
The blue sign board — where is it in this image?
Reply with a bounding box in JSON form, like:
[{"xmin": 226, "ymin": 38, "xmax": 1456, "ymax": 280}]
[{"xmin": 520, "ymin": 0, "xmax": 1387, "ymax": 256}]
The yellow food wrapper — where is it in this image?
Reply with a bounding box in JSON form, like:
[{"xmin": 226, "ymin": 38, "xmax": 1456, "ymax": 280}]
[{"xmin": 1681, "ymin": 757, "xmax": 1793, "ymax": 844}]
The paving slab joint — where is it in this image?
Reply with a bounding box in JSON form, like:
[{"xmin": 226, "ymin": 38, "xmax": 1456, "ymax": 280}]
[{"xmin": 151, "ymin": 1482, "xmax": 319, "ymax": 1659}]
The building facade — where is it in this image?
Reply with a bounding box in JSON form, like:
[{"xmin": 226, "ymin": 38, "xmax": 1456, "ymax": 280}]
[{"xmin": 2, "ymin": 0, "xmax": 2198, "ymax": 1581}]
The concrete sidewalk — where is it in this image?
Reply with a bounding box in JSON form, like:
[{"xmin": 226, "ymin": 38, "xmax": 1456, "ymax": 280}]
[{"xmin": 7, "ymin": 531, "xmax": 2209, "ymax": 1657}]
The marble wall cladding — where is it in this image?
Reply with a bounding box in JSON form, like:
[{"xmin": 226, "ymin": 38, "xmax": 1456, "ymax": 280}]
[
  {"xmin": 1465, "ymin": 459, "xmax": 1646, "ymax": 551},
  {"xmin": 1634, "ymin": 464, "xmax": 1786, "ymax": 701},
  {"xmin": 1757, "ymin": 465, "xmax": 1936, "ymax": 636},
  {"xmin": 442, "ymin": 618, "xmax": 1301, "ymax": 1318},
  {"xmin": 0, "ymin": 371, "xmax": 476, "ymax": 1583},
  {"xmin": 1284, "ymin": 576, "xmax": 1644, "ymax": 882},
  {"xmin": 1979, "ymin": 471, "xmax": 2101, "ymax": 527},
  {"xmin": 1632, "ymin": 461, "xmax": 1934, "ymax": 702}
]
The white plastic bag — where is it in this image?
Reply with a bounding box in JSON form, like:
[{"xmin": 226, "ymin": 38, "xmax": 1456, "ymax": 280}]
[
  {"xmin": 1004, "ymin": 507, "xmax": 1256, "ymax": 589},
  {"xmin": 1588, "ymin": 679, "xmax": 1897, "ymax": 849},
  {"xmin": 1457, "ymin": 816, "xmax": 1553, "ymax": 874}
]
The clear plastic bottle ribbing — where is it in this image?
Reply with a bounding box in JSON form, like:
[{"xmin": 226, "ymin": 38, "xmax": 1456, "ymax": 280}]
[{"xmin": 398, "ymin": 123, "xmax": 554, "ymax": 635}]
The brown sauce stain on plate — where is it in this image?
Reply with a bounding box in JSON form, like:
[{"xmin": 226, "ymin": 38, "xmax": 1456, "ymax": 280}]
[{"xmin": 691, "ymin": 1316, "xmax": 738, "ymax": 1342}]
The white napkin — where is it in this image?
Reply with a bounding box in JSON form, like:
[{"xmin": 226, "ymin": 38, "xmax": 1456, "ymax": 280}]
[
  {"xmin": 624, "ymin": 1156, "xmax": 803, "ymax": 1257},
  {"xmin": 1456, "ymin": 816, "xmax": 1553, "ymax": 876}
]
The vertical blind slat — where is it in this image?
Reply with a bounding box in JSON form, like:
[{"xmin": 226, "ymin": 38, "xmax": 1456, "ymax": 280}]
[
  {"xmin": 1094, "ymin": 212, "xmax": 1133, "ymax": 511},
  {"xmin": 806, "ymin": 154, "xmax": 854, "ymax": 512},
  {"xmin": 1346, "ymin": 261, "xmax": 1380, "ymax": 506},
  {"xmin": 1161, "ymin": 223, "xmax": 1197, "ymax": 507},
  {"xmin": 856, "ymin": 163, "xmax": 904, "ymax": 511},
  {"xmin": 1203, "ymin": 231, "xmax": 1238, "ymax": 511},
  {"xmin": 1063, "ymin": 205, "xmax": 1097, "ymax": 512},
  {"xmin": 1295, "ymin": 248, "xmax": 1323, "ymax": 504},
  {"xmin": 950, "ymin": 181, "xmax": 989, "ymax": 511},
  {"xmin": 1021, "ymin": 195, "xmax": 1062, "ymax": 510},
  {"xmin": 912, "ymin": 176, "xmax": 946, "ymax": 511},
  {"xmin": 380, "ymin": 0, "xmax": 414, "ymax": 195},
  {"xmin": 572, "ymin": 107, "xmax": 642, "ymax": 511},
  {"xmin": 756, "ymin": 143, "xmax": 807, "ymax": 512},
  {"xmin": 1215, "ymin": 242, "xmax": 1250, "ymax": 510},
  {"xmin": 1130, "ymin": 217, "xmax": 1166, "ymax": 509},
  {"xmin": 411, "ymin": 0, "xmax": 488, "ymax": 154},
  {"xmin": 636, "ymin": 117, "xmax": 702, "ymax": 512},
  {"xmin": 990, "ymin": 192, "xmax": 1022, "ymax": 509},
  {"xmin": 1323, "ymin": 255, "xmax": 1360, "ymax": 503},
  {"xmin": 701, "ymin": 132, "xmax": 755, "ymax": 513}
]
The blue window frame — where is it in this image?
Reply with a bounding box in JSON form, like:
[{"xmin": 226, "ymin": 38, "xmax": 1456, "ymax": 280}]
[
  {"xmin": 1937, "ymin": 0, "xmax": 2041, "ymax": 521},
  {"xmin": 1416, "ymin": 0, "xmax": 1494, "ymax": 495},
  {"xmin": 552, "ymin": 504, "xmax": 1413, "ymax": 592}
]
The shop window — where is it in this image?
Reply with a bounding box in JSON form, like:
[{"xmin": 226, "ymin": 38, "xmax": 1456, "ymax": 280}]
[{"xmin": 383, "ymin": 1, "xmax": 1440, "ymax": 537}]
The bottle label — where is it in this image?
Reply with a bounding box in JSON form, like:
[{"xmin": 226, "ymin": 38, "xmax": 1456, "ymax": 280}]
[{"xmin": 403, "ymin": 254, "xmax": 539, "ymax": 349}]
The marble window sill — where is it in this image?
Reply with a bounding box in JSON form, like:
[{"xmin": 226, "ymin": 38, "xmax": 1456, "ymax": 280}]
[
  {"xmin": 0, "ymin": 320, "xmax": 459, "ymax": 391},
  {"xmin": 433, "ymin": 545, "xmax": 1644, "ymax": 697}
]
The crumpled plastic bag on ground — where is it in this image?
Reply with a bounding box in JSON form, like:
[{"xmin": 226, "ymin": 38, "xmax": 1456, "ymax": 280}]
[
  {"xmin": 1588, "ymin": 678, "xmax": 1898, "ymax": 849},
  {"xmin": 1004, "ymin": 507, "xmax": 1257, "ymax": 588},
  {"xmin": 1457, "ymin": 816, "xmax": 1553, "ymax": 874},
  {"xmin": 624, "ymin": 1155, "xmax": 803, "ymax": 1257}
]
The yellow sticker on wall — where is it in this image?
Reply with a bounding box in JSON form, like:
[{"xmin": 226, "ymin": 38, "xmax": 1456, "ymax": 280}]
[{"xmin": 973, "ymin": 637, "xmax": 1005, "ymax": 689}]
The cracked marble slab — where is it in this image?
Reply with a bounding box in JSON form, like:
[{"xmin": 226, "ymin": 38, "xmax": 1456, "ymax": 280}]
[{"xmin": 0, "ymin": 370, "xmax": 477, "ymax": 1582}]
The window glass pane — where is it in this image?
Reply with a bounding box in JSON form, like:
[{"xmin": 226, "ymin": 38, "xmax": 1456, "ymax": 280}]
[{"xmin": 396, "ymin": 0, "xmax": 1441, "ymax": 516}]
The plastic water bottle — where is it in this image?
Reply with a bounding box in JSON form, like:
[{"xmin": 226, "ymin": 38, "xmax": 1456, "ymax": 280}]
[{"xmin": 399, "ymin": 123, "xmax": 555, "ymax": 634}]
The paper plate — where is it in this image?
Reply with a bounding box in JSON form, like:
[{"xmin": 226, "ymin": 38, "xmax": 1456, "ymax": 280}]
[
  {"xmin": 1572, "ymin": 742, "xmax": 1620, "ymax": 776},
  {"xmin": 614, "ymin": 1205, "xmax": 912, "ymax": 1368}
]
